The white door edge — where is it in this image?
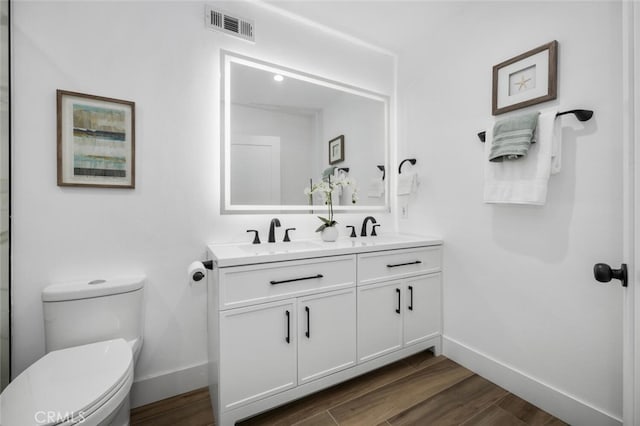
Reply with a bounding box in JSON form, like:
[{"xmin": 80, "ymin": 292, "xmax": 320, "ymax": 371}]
[
  {"xmin": 622, "ymin": 2, "xmax": 639, "ymax": 424},
  {"xmin": 634, "ymin": 1, "xmax": 640, "ymax": 420}
]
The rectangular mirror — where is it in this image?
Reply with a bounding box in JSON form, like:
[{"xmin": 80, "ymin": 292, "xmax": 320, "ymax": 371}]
[{"xmin": 222, "ymin": 51, "xmax": 389, "ymax": 213}]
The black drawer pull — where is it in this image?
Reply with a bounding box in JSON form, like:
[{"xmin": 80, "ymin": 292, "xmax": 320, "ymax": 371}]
[
  {"xmin": 270, "ymin": 274, "xmax": 324, "ymax": 285},
  {"xmin": 305, "ymin": 306, "xmax": 310, "ymax": 338},
  {"xmin": 387, "ymin": 260, "xmax": 422, "ymax": 268},
  {"xmin": 285, "ymin": 310, "xmax": 290, "ymax": 344},
  {"xmin": 395, "ymin": 288, "xmax": 401, "ymax": 314},
  {"xmin": 408, "ymin": 285, "xmax": 414, "ymax": 311}
]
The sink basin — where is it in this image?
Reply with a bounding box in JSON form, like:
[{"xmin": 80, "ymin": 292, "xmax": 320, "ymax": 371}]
[
  {"xmin": 352, "ymin": 235, "xmax": 414, "ymax": 246},
  {"xmin": 239, "ymin": 240, "xmax": 322, "ymax": 255}
]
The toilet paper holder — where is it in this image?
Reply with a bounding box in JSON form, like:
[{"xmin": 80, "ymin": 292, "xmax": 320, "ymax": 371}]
[{"xmin": 192, "ymin": 260, "xmax": 214, "ymax": 282}]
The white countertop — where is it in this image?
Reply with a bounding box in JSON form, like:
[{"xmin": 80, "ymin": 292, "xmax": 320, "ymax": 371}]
[{"xmin": 208, "ymin": 233, "xmax": 443, "ymax": 267}]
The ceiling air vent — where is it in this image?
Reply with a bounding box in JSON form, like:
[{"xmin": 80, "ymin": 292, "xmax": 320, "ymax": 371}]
[{"xmin": 205, "ymin": 6, "xmax": 255, "ymax": 42}]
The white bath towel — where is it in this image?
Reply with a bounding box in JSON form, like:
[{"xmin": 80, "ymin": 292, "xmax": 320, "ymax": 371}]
[
  {"xmin": 398, "ymin": 172, "xmax": 417, "ymax": 195},
  {"xmin": 367, "ymin": 177, "xmax": 384, "ymax": 198},
  {"xmin": 483, "ymin": 108, "xmax": 561, "ymax": 205}
]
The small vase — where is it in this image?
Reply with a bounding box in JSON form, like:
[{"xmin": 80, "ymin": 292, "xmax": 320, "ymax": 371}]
[{"xmin": 321, "ymin": 226, "xmax": 339, "ymax": 242}]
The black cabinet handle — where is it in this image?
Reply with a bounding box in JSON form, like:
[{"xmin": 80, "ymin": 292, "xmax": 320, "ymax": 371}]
[
  {"xmin": 387, "ymin": 260, "xmax": 422, "ymax": 268},
  {"xmin": 305, "ymin": 306, "xmax": 310, "ymax": 338},
  {"xmin": 285, "ymin": 310, "xmax": 290, "ymax": 343},
  {"xmin": 270, "ymin": 274, "xmax": 323, "ymax": 285},
  {"xmin": 395, "ymin": 288, "xmax": 401, "ymax": 314},
  {"xmin": 408, "ymin": 286, "xmax": 414, "ymax": 311}
]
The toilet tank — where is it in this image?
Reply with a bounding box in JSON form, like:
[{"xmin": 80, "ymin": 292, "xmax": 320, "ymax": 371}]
[{"xmin": 42, "ymin": 275, "xmax": 145, "ymax": 353}]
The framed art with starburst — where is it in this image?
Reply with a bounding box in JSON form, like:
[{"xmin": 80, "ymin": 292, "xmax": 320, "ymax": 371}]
[{"xmin": 492, "ymin": 40, "xmax": 558, "ymax": 115}]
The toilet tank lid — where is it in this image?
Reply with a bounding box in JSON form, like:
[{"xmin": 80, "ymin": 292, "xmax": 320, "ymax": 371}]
[{"xmin": 42, "ymin": 275, "xmax": 146, "ymax": 302}]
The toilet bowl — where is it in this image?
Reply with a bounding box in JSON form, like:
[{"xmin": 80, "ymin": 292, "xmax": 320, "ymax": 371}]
[
  {"xmin": 1, "ymin": 339, "xmax": 133, "ymax": 426},
  {"xmin": 0, "ymin": 276, "xmax": 145, "ymax": 426}
]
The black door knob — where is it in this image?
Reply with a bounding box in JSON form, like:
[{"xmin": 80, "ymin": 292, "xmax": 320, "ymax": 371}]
[{"xmin": 593, "ymin": 263, "xmax": 628, "ymax": 287}]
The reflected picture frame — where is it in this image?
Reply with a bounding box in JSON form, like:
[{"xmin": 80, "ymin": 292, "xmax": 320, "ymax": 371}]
[
  {"xmin": 57, "ymin": 90, "xmax": 135, "ymax": 188},
  {"xmin": 328, "ymin": 135, "xmax": 345, "ymax": 165},
  {"xmin": 492, "ymin": 40, "xmax": 558, "ymax": 115}
]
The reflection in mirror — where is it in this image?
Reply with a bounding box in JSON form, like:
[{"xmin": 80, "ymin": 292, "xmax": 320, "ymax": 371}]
[{"xmin": 222, "ymin": 52, "xmax": 389, "ymax": 212}]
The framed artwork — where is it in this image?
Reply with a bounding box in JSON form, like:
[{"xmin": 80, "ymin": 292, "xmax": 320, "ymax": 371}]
[
  {"xmin": 492, "ymin": 40, "xmax": 558, "ymax": 115},
  {"xmin": 57, "ymin": 90, "xmax": 135, "ymax": 188},
  {"xmin": 328, "ymin": 135, "xmax": 344, "ymax": 165}
]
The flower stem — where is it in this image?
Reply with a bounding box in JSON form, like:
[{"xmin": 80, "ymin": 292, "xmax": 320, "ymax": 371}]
[{"xmin": 328, "ymin": 175, "xmax": 333, "ymax": 223}]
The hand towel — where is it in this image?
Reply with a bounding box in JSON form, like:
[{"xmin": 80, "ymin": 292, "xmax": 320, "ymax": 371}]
[
  {"xmin": 398, "ymin": 172, "xmax": 417, "ymax": 195},
  {"xmin": 489, "ymin": 111, "xmax": 540, "ymax": 161},
  {"xmin": 551, "ymin": 118, "xmax": 562, "ymax": 174},
  {"xmin": 367, "ymin": 177, "xmax": 384, "ymax": 198},
  {"xmin": 483, "ymin": 108, "xmax": 559, "ymax": 205},
  {"xmin": 341, "ymin": 185, "xmax": 354, "ymax": 205}
]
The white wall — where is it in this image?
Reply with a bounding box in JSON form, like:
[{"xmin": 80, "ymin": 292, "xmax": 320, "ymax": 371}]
[
  {"xmin": 323, "ymin": 95, "xmax": 386, "ymax": 206},
  {"xmin": 398, "ymin": 1, "xmax": 623, "ymax": 424},
  {"xmin": 11, "ymin": 0, "xmax": 395, "ymax": 406},
  {"xmin": 231, "ymin": 104, "xmax": 315, "ymax": 205}
]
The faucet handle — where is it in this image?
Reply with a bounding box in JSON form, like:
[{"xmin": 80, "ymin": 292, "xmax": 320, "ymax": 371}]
[
  {"xmin": 246, "ymin": 230, "xmax": 260, "ymax": 244},
  {"xmin": 283, "ymin": 228, "xmax": 296, "ymax": 242},
  {"xmin": 346, "ymin": 225, "xmax": 356, "ymax": 238},
  {"xmin": 371, "ymin": 224, "xmax": 381, "ymax": 237}
]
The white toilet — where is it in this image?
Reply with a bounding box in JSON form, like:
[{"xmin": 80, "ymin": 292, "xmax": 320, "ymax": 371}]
[{"xmin": 0, "ymin": 275, "xmax": 145, "ymax": 426}]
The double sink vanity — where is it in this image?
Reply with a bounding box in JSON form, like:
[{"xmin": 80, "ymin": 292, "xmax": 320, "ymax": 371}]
[
  {"xmin": 206, "ymin": 231, "xmax": 443, "ymax": 425},
  {"xmin": 213, "ymin": 41, "xmax": 432, "ymax": 425}
]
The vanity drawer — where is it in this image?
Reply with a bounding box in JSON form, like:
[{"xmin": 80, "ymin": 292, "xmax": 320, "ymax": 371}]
[
  {"xmin": 219, "ymin": 255, "xmax": 356, "ymax": 310},
  {"xmin": 357, "ymin": 246, "xmax": 441, "ymax": 285}
]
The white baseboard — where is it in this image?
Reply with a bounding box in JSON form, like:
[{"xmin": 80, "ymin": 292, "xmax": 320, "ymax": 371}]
[
  {"xmin": 443, "ymin": 336, "xmax": 621, "ymax": 426},
  {"xmin": 130, "ymin": 362, "xmax": 208, "ymax": 408}
]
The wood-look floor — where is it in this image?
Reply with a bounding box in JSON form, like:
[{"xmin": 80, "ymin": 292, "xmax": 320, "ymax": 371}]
[{"xmin": 131, "ymin": 351, "xmax": 567, "ymax": 426}]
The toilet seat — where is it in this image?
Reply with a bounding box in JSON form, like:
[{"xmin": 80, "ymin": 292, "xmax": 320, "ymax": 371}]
[{"xmin": 0, "ymin": 339, "xmax": 133, "ymax": 426}]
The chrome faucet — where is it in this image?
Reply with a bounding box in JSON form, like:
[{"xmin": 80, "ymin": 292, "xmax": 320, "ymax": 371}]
[
  {"xmin": 268, "ymin": 218, "xmax": 281, "ymax": 243},
  {"xmin": 360, "ymin": 216, "xmax": 377, "ymax": 237}
]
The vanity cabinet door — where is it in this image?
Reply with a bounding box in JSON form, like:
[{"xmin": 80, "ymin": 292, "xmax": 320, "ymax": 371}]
[
  {"xmin": 404, "ymin": 273, "xmax": 442, "ymax": 346},
  {"xmin": 219, "ymin": 299, "xmax": 297, "ymax": 411},
  {"xmin": 357, "ymin": 281, "xmax": 403, "ymax": 363},
  {"xmin": 297, "ymin": 288, "xmax": 356, "ymax": 384}
]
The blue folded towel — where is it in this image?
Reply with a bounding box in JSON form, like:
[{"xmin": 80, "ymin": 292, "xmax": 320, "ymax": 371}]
[{"xmin": 489, "ymin": 111, "xmax": 540, "ymax": 162}]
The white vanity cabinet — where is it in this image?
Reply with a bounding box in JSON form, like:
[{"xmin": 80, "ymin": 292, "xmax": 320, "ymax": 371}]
[
  {"xmin": 219, "ymin": 288, "xmax": 357, "ymax": 410},
  {"xmin": 357, "ymin": 274, "xmax": 442, "ymax": 363},
  {"xmin": 208, "ymin": 237, "xmax": 442, "ymax": 425},
  {"xmin": 357, "ymin": 247, "xmax": 442, "ymax": 363},
  {"xmin": 219, "ymin": 299, "xmax": 297, "ymax": 410},
  {"xmin": 404, "ymin": 273, "xmax": 442, "ymax": 346},
  {"xmin": 357, "ymin": 281, "xmax": 403, "ymax": 361},
  {"xmin": 211, "ymin": 254, "xmax": 357, "ymax": 417},
  {"xmin": 297, "ymin": 288, "xmax": 356, "ymax": 384}
]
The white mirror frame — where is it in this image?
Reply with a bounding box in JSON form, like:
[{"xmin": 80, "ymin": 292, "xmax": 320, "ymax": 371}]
[{"xmin": 221, "ymin": 51, "xmax": 390, "ymax": 214}]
